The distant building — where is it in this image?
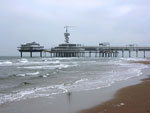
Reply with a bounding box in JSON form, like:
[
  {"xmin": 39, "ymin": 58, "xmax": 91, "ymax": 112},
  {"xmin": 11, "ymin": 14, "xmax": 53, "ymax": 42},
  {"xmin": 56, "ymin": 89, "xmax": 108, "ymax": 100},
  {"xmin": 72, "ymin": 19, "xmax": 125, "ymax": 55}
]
[
  {"xmin": 99, "ymin": 42, "xmax": 110, "ymax": 47},
  {"xmin": 18, "ymin": 42, "xmax": 44, "ymax": 57},
  {"xmin": 127, "ymin": 44, "xmax": 137, "ymax": 47}
]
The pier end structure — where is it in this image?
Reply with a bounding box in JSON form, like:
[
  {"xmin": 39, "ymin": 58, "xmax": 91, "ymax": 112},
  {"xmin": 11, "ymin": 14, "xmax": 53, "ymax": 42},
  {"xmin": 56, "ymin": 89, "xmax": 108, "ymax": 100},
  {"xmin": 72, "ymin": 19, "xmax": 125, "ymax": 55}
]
[
  {"xmin": 49, "ymin": 26, "xmax": 85, "ymax": 57},
  {"xmin": 50, "ymin": 43, "xmax": 85, "ymax": 57},
  {"xmin": 18, "ymin": 42, "xmax": 44, "ymax": 57}
]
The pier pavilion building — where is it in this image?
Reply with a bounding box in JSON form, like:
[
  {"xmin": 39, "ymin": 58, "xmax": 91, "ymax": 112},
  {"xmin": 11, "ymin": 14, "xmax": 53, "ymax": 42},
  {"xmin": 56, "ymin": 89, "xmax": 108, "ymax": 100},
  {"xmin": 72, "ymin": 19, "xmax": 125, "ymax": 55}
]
[
  {"xmin": 18, "ymin": 42, "xmax": 44, "ymax": 57},
  {"xmin": 49, "ymin": 26, "xmax": 85, "ymax": 57}
]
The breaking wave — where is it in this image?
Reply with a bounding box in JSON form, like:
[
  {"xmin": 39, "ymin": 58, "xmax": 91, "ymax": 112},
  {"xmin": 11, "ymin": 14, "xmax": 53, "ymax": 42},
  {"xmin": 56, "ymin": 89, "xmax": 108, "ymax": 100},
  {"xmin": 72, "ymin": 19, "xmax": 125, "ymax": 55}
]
[
  {"xmin": 15, "ymin": 72, "xmax": 40, "ymax": 77},
  {"xmin": 0, "ymin": 61, "xmax": 12, "ymax": 65},
  {"xmin": 17, "ymin": 64, "xmax": 77, "ymax": 70}
]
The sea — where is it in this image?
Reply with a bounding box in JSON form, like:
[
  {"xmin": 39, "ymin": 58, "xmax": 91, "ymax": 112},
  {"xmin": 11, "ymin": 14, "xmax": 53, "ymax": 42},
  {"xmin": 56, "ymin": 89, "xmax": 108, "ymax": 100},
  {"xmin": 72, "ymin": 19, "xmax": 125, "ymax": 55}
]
[{"xmin": 0, "ymin": 56, "xmax": 149, "ymax": 105}]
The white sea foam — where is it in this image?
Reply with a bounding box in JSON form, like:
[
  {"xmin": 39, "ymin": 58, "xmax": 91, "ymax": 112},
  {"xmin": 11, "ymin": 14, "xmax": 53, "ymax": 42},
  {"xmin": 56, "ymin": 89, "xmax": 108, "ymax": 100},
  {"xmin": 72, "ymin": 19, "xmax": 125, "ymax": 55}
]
[
  {"xmin": 0, "ymin": 61, "xmax": 12, "ymax": 65},
  {"xmin": 0, "ymin": 84, "xmax": 69, "ymax": 105},
  {"xmin": 0, "ymin": 90, "xmax": 35, "ymax": 105},
  {"xmin": 120, "ymin": 58, "xmax": 148, "ymax": 61},
  {"xmin": 75, "ymin": 79, "xmax": 88, "ymax": 84},
  {"xmin": 19, "ymin": 59, "xmax": 29, "ymax": 63},
  {"xmin": 16, "ymin": 74, "xmax": 26, "ymax": 77},
  {"xmin": 26, "ymin": 72, "xmax": 40, "ymax": 75},
  {"xmin": 18, "ymin": 60, "xmax": 60, "ymax": 65},
  {"xmin": 0, "ymin": 59, "xmax": 61, "ymax": 67},
  {"xmin": 16, "ymin": 72, "xmax": 40, "ymax": 77},
  {"xmin": 17, "ymin": 64, "xmax": 77, "ymax": 70},
  {"xmin": 52, "ymin": 57, "xmax": 76, "ymax": 60},
  {"xmin": 42, "ymin": 75, "xmax": 47, "ymax": 78}
]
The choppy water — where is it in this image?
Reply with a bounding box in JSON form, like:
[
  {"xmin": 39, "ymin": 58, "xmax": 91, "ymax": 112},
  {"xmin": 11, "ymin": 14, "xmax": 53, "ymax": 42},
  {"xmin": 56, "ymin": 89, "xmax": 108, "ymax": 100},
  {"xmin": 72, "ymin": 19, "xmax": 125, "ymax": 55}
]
[{"xmin": 0, "ymin": 57, "xmax": 148, "ymax": 105}]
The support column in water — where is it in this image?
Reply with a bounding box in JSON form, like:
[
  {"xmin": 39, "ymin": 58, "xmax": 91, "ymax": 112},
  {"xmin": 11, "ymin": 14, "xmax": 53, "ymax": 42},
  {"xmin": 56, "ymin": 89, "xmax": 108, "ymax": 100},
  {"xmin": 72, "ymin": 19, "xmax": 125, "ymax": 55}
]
[
  {"xmin": 89, "ymin": 51, "xmax": 91, "ymax": 57},
  {"xmin": 129, "ymin": 50, "xmax": 131, "ymax": 58},
  {"xmin": 30, "ymin": 52, "xmax": 32, "ymax": 57},
  {"xmin": 95, "ymin": 51, "xmax": 97, "ymax": 57},
  {"xmin": 136, "ymin": 50, "xmax": 138, "ymax": 57},
  {"xmin": 122, "ymin": 50, "xmax": 124, "ymax": 57},
  {"xmin": 102, "ymin": 52, "xmax": 104, "ymax": 57},
  {"xmin": 99, "ymin": 52, "xmax": 101, "ymax": 57},
  {"xmin": 40, "ymin": 51, "xmax": 42, "ymax": 57},
  {"xmin": 21, "ymin": 52, "xmax": 23, "ymax": 57},
  {"xmin": 111, "ymin": 52, "xmax": 113, "ymax": 57}
]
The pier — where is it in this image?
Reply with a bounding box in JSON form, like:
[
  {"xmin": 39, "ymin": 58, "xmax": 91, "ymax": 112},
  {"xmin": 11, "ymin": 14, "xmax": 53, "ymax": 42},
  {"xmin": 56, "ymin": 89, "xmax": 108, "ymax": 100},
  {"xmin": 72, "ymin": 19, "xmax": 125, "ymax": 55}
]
[
  {"xmin": 43, "ymin": 26, "xmax": 150, "ymax": 58},
  {"xmin": 44, "ymin": 46, "xmax": 150, "ymax": 58},
  {"xmin": 18, "ymin": 42, "xmax": 44, "ymax": 57},
  {"xmin": 18, "ymin": 27, "xmax": 150, "ymax": 58}
]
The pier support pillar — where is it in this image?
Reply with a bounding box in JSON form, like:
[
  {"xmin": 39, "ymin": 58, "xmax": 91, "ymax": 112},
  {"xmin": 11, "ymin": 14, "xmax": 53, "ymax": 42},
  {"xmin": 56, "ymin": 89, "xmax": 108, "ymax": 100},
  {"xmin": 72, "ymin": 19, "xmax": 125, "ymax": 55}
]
[
  {"xmin": 82, "ymin": 52, "xmax": 85, "ymax": 57},
  {"xmin": 114, "ymin": 53, "xmax": 115, "ymax": 57},
  {"xmin": 114, "ymin": 52, "xmax": 116, "ymax": 57},
  {"xmin": 53, "ymin": 53, "xmax": 56, "ymax": 57},
  {"xmin": 129, "ymin": 50, "xmax": 131, "ymax": 58},
  {"xmin": 40, "ymin": 51, "xmax": 42, "ymax": 57},
  {"xmin": 30, "ymin": 52, "xmax": 32, "ymax": 57},
  {"xmin": 21, "ymin": 52, "xmax": 22, "ymax": 57},
  {"xmin": 115, "ymin": 51, "xmax": 118, "ymax": 57},
  {"xmin": 109, "ymin": 53, "xmax": 111, "ymax": 57},
  {"xmin": 102, "ymin": 52, "xmax": 104, "ymax": 57},
  {"xmin": 95, "ymin": 52, "xmax": 97, "ymax": 57},
  {"xmin": 115, "ymin": 52, "xmax": 117, "ymax": 57},
  {"xmin": 111, "ymin": 52, "xmax": 113, "ymax": 57},
  {"xmin": 89, "ymin": 51, "xmax": 91, "ymax": 57},
  {"xmin": 105, "ymin": 52, "xmax": 107, "ymax": 57},
  {"xmin": 50, "ymin": 52, "xmax": 52, "ymax": 57},
  {"xmin": 113, "ymin": 52, "xmax": 115, "ymax": 57},
  {"xmin": 122, "ymin": 50, "xmax": 124, "ymax": 57},
  {"xmin": 45, "ymin": 52, "xmax": 46, "ymax": 57},
  {"xmin": 108, "ymin": 53, "xmax": 110, "ymax": 57},
  {"xmin": 136, "ymin": 50, "xmax": 138, "ymax": 57},
  {"xmin": 106, "ymin": 53, "xmax": 108, "ymax": 57},
  {"xmin": 144, "ymin": 51, "xmax": 146, "ymax": 58}
]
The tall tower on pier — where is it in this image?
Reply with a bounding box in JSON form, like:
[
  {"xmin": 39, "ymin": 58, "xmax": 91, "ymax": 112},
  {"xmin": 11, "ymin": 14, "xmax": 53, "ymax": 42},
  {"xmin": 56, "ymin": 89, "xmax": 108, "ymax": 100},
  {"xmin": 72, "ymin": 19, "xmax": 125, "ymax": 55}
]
[{"xmin": 64, "ymin": 26, "xmax": 73, "ymax": 43}]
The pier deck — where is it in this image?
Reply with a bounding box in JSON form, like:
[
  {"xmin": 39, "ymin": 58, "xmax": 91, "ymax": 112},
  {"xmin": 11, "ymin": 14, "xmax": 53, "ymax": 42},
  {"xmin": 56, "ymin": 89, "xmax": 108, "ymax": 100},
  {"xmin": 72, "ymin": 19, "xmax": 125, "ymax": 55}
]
[{"xmin": 44, "ymin": 46, "xmax": 150, "ymax": 58}]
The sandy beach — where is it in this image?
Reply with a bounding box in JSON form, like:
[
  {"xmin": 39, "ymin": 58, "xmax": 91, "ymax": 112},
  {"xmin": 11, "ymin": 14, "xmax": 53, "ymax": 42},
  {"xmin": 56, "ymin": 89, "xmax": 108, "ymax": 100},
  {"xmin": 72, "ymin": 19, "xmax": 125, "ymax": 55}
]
[
  {"xmin": 79, "ymin": 61, "xmax": 150, "ymax": 113},
  {"xmin": 131, "ymin": 60, "xmax": 150, "ymax": 64},
  {"xmin": 79, "ymin": 78, "xmax": 150, "ymax": 113}
]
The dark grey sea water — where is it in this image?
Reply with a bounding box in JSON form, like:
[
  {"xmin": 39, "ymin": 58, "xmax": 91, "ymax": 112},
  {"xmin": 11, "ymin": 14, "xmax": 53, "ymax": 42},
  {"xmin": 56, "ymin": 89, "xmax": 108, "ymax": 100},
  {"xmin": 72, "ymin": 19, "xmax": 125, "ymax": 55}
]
[{"xmin": 0, "ymin": 57, "xmax": 148, "ymax": 105}]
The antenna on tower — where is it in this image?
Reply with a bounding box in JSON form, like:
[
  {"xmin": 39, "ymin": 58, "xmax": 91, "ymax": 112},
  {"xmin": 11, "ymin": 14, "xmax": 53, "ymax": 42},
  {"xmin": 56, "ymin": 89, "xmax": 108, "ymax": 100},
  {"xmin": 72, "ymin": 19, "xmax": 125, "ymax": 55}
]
[{"xmin": 64, "ymin": 26, "xmax": 75, "ymax": 43}]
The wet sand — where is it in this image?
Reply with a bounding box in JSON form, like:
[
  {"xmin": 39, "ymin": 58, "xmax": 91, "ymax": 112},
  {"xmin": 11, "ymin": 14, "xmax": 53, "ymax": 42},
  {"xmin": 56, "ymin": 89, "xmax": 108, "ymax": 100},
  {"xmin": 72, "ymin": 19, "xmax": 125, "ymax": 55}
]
[
  {"xmin": 131, "ymin": 60, "xmax": 150, "ymax": 64},
  {"xmin": 79, "ymin": 77, "xmax": 150, "ymax": 113}
]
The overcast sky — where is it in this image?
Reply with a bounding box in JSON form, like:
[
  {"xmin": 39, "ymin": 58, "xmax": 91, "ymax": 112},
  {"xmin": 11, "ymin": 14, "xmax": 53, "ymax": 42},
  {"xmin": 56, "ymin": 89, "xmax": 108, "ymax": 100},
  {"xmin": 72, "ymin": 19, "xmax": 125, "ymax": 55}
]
[{"xmin": 0, "ymin": 0, "xmax": 150, "ymax": 56}]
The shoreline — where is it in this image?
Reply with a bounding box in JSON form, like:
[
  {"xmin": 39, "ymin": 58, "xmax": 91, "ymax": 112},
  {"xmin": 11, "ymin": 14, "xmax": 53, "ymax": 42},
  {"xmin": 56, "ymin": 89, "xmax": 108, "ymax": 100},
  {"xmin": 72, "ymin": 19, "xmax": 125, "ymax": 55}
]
[
  {"xmin": 0, "ymin": 73, "xmax": 148, "ymax": 113},
  {"xmin": 130, "ymin": 60, "xmax": 150, "ymax": 64},
  {"xmin": 79, "ymin": 78, "xmax": 150, "ymax": 113},
  {"xmin": 79, "ymin": 61, "xmax": 150, "ymax": 113}
]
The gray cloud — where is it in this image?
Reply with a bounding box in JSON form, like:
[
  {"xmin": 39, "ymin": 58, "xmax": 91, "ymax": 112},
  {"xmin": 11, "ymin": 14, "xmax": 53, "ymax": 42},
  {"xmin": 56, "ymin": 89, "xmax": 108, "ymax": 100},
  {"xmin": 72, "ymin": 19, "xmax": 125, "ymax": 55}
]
[{"xmin": 0, "ymin": 0, "xmax": 149, "ymax": 55}]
